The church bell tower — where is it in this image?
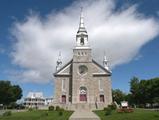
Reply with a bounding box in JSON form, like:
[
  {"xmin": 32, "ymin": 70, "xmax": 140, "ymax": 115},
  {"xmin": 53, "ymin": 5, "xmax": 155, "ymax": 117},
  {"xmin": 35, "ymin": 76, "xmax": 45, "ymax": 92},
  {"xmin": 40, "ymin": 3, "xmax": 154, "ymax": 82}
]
[
  {"xmin": 76, "ymin": 8, "xmax": 89, "ymax": 48},
  {"xmin": 72, "ymin": 8, "xmax": 93, "ymax": 104},
  {"xmin": 73, "ymin": 8, "xmax": 92, "ymax": 63}
]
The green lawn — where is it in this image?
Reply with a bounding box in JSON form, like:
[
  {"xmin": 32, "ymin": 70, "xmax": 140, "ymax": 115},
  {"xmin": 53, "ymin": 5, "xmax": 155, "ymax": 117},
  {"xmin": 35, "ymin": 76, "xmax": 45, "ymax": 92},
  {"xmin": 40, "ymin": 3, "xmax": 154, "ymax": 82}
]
[
  {"xmin": 94, "ymin": 109, "xmax": 159, "ymax": 120},
  {"xmin": 0, "ymin": 110, "xmax": 73, "ymax": 120}
]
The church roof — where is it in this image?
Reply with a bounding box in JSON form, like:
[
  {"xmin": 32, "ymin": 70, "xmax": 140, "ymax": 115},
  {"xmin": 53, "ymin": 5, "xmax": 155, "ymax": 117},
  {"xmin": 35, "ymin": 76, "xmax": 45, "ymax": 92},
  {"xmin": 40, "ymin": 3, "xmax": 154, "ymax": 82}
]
[
  {"xmin": 54, "ymin": 59, "xmax": 111, "ymax": 77},
  {"xmin": 54, "ymin": 59, "xmax": 73, "ymax": 77},
  {"xmin": 92, "ymin": 59, "xmax": 112, "ymax": 76}
]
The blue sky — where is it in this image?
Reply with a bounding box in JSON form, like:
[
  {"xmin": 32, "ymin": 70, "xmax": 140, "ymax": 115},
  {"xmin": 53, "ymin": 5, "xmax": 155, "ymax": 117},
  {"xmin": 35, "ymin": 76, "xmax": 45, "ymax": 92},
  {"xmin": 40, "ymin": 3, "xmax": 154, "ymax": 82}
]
[{"xmin": 0, "ymin": 0, "xmax": 159, "ymax": 98}]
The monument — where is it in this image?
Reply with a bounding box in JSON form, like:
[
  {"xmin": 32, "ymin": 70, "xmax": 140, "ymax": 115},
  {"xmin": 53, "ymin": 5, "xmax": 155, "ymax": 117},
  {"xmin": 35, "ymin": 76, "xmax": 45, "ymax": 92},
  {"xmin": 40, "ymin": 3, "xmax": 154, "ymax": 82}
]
[{"xmin": 53, "ymin": 9, "xmax": 112, "ymax": 110}]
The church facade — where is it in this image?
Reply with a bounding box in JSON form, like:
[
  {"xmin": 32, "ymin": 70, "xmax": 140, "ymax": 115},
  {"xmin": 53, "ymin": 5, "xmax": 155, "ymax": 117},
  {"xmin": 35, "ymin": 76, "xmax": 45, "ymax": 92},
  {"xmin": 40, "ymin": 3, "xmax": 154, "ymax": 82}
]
[{"xmin": 53, "ymin": 10, "xmax": 112, "ymax": 110}]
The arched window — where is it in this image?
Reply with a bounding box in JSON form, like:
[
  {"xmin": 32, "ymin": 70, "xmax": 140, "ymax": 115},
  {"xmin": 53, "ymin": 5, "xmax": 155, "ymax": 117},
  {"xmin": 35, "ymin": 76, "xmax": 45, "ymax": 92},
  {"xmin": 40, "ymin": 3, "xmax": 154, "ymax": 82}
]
[
  {"xmin": 61, "ymin": 95, "xmax": 66, "ymax": 103},
  {"xmin": 80, "ymin": 37, "xmax": 84, "ymax": 45},
  {"xmin": 100, "ymin": 95, "xmax": 104, "ymax": 102}
]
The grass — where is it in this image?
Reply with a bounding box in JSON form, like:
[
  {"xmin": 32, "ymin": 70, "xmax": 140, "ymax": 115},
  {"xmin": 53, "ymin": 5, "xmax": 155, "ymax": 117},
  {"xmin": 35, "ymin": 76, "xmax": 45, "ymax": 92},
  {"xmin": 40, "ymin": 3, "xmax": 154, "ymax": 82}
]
[
  {"xmin": 94, "ymin": 109, "xmax": 159, "ymax": 120},
  {"xmin": 0, "ymin": 110, "xmax": 73, "ymax": 120},
  {"xmin": 1, "ymin": 109, "xmax": 159, "ymax": 120}
]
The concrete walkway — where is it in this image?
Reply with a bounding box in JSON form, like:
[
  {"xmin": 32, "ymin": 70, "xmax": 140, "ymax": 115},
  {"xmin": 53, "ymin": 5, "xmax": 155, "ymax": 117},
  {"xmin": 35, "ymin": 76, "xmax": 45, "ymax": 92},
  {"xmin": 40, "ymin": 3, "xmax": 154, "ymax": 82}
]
[{"xmin": 69, "ymin": 110, "xmax": 100, "ymax": 120}]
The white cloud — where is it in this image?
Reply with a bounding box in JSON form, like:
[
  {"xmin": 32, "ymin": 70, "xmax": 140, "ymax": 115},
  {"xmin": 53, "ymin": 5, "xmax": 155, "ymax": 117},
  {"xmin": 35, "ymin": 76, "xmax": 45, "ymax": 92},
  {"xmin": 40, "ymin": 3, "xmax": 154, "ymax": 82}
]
[{"xmin": 11, "ymin": 0, "xmax": 159, "ymax": 83}]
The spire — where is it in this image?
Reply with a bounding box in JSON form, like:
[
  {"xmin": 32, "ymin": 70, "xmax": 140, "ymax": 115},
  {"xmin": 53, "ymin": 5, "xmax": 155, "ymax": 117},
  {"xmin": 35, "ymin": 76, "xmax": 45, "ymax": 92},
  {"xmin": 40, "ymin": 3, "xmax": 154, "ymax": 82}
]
[
  {"xmin": 79, "ymin": 7, "xmax": 84, "ymax": 28},
  {"xmin": 56, "ymin": 51, "xmax": 62, "ymax": 71},
  {"xmin": 77, "ymin": 7, "xmax": 87, "ymax": 33},
  {"xmin": 103, "ymin": 52, "xmax": 111, "ymax": 72},
  {"xmin": 76, "ymin": 7, "xmax": 89, "ymax": 48}
]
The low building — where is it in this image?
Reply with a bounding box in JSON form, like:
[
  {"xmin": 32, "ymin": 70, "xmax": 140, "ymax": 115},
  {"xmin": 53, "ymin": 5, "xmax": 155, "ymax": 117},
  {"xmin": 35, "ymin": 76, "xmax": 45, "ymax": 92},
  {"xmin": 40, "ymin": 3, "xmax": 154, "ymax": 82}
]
[
  {"xmin": 45, "ymin": 97, "xmax": 54, "ymax": 106},
  {"xmin": 24, "ymin": 92, "xmax": 45, "ymax": 108}
]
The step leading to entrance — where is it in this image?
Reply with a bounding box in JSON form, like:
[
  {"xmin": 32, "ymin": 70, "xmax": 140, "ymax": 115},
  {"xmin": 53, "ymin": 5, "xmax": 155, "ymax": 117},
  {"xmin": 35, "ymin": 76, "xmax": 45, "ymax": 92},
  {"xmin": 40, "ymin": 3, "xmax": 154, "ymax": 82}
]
[{"xmin": 69, "ymin": 110, "xmax": 100, "ymax": 120}]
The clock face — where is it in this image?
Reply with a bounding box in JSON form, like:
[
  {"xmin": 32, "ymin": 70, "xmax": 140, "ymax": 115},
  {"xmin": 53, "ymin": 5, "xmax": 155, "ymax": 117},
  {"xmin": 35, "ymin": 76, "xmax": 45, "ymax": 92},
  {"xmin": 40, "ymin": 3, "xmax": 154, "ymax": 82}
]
[{"xmin": 79, "ymin": 65, "xmax": 88, "ymax": 75}]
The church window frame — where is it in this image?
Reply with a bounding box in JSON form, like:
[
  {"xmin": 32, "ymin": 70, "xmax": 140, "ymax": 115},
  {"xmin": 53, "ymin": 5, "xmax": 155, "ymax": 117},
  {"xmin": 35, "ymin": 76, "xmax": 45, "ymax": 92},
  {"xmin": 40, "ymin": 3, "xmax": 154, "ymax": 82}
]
[
  {"xmin": 99, "ymin": 79, "xmax": 103, "ymax": 91},
  {"xmin": 62, "ymin": 79, "xmax": 66, "ymax": 92},
  {"xmin": 100, "ymin": 94, "xmax": 105, "ymax": 102},
  {"xmin": 78, "ymin": 65, "xmax": 88, "ymax": 75},
  {"xmin": 61, "ymin": 95, "xmax": 66, "ymax": 103}
]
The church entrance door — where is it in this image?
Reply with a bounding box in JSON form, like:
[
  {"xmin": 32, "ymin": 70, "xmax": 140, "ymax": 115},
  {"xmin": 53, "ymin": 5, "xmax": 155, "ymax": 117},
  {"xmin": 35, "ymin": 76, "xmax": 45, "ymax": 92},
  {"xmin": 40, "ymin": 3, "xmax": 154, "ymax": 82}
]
[
  {"xmin": 80, "ymin": 94, "xmax": 87, "ymax": 101},
  {"xmin": 79, "ymin": 86, "xmax": 87, "ymax": 102}
]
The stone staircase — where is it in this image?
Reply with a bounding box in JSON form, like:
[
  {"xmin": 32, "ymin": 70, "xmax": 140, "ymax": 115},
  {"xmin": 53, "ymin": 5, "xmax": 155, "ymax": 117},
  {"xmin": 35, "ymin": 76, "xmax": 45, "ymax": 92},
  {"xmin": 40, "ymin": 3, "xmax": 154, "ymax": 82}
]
[
  {"xmin": 69, "ymin": 103, "xmax": 100, "ymax": 120},
  {"xmin": 69, "ymin": 110, "xmax": 100, "ymax": 120}
]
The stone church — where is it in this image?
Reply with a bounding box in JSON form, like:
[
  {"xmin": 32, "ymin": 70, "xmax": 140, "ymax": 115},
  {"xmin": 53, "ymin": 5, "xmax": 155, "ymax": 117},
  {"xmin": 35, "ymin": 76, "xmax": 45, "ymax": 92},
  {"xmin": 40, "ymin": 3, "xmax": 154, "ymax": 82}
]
[{"xmin": 53, "ymin": 10, "xmax": 112, "ymax": 110}]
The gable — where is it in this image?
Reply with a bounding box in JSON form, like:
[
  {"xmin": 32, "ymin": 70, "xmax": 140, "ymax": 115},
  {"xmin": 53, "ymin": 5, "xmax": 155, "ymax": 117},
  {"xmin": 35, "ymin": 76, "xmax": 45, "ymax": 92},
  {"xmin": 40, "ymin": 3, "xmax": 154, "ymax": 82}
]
[
  {"xmin": 54, "ymin": 59, "xmax": 72, "ymax": 77},
  {"xmin": 92, "ymin": 59, "xmax": 112, "ymax": 76}
]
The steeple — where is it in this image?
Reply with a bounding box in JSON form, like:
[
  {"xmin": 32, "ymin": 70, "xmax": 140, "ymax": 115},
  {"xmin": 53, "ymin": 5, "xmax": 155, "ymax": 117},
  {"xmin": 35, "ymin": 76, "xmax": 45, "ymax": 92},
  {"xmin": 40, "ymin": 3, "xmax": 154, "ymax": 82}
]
[
  {"xmin": 56, "ymin": 52, "xmax": 62, "ymax": 71},
  {"xmin": 78, "ymin": 7, "xmax": 87, "ymax": 33},
  {"xmin": 76, "ymin": 7, "xmax": 89, "ymax": 48},
  {"xmin": 103, "ymin": 53, "xmax": 111, "ymax": 72}
]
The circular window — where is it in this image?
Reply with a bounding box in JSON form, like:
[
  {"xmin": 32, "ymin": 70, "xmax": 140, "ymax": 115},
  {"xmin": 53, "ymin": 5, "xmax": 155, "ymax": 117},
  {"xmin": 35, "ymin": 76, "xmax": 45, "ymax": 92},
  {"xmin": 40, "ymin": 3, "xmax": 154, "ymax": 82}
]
[{"xmin": 79, "ymin": 65, "xmax": 88, "ymax": 75}]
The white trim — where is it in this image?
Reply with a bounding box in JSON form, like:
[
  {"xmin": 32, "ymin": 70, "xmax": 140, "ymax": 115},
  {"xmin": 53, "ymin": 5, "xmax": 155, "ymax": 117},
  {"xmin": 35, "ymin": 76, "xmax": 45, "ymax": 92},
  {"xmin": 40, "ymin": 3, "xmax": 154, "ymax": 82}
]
[
  {"xmin": 93, "ymin": 73, "xmax": 107, "ymax": 75},
  {"xmin": 62, "ymin": 79, "xmax": 66, "ymax": 92},
  {"xmin": 75, "ymin": 46, "xmax": 90, "ymax": 49},
  {"xmin": 58, "ymin": 64, "xmax": 71, "ymax": 74}
]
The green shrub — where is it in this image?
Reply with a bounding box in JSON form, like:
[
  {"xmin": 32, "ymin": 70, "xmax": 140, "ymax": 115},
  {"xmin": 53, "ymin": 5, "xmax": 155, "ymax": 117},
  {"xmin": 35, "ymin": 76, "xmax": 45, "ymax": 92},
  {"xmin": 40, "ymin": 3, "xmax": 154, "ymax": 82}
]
[
  {"xmin": 58, "ymin": 111, "xmax": 63, "ymax": 116},
  {"xmin": 48, "ymin": 106, "xmax": 54, "ymax": 111},
  {"xmin": 105, "ymin": 107, "xmax": 112, "ymax": 116},
  {"xmin": 103, "ymin": 107, "xmax": 107, "ymax": 111},
  {"xmin": 154, "ymin": 115, "xmax": 159, "ymax": 118},
  {"xmin": 55, "ymin": 106, "xmax": 60, "ymax": 111},
  {"xmin": 108, "ymin": 103, "xmax": 117, "ymax": 110},
  {"xmin": 28, "ymin": 108, "xmax": 34, "ymax": 111},
  {"xmin": 138, "ymin": 104, "xmax": 145, "ymax": 108},
  {"xmin": 3, "ymin": 111, "xmax": 12, "ymax": 116}
]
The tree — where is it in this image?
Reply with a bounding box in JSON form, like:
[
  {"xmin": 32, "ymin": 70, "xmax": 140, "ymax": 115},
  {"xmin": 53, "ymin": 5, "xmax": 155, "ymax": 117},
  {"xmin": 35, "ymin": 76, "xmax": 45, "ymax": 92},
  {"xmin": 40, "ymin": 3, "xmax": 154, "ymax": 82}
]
[
  {"xmin": 129, "ymin": 77, "xmax": 159, "ymax": 107},
  {"xmin": 112, "ymin": 89, "xmax": 126, "ymax": 104},
  {"xmin": 0, "ymin": 80, "xmax": 22, "ymax": 106},
  {"xmin": 129, "ymin": 77, "xmax": 140, "ymax": 105}
]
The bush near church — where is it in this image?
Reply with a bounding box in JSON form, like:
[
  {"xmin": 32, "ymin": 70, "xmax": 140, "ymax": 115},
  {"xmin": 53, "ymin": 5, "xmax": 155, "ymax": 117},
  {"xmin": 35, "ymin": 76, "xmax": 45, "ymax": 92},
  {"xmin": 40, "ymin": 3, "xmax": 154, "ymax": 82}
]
[
  {"xmin": 103, "ymin": 104, "xmax": 117, "ymax": 116},
  {"xmin": 48, "ymin": 106, "xmax": 55, "ymax": 111}
]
